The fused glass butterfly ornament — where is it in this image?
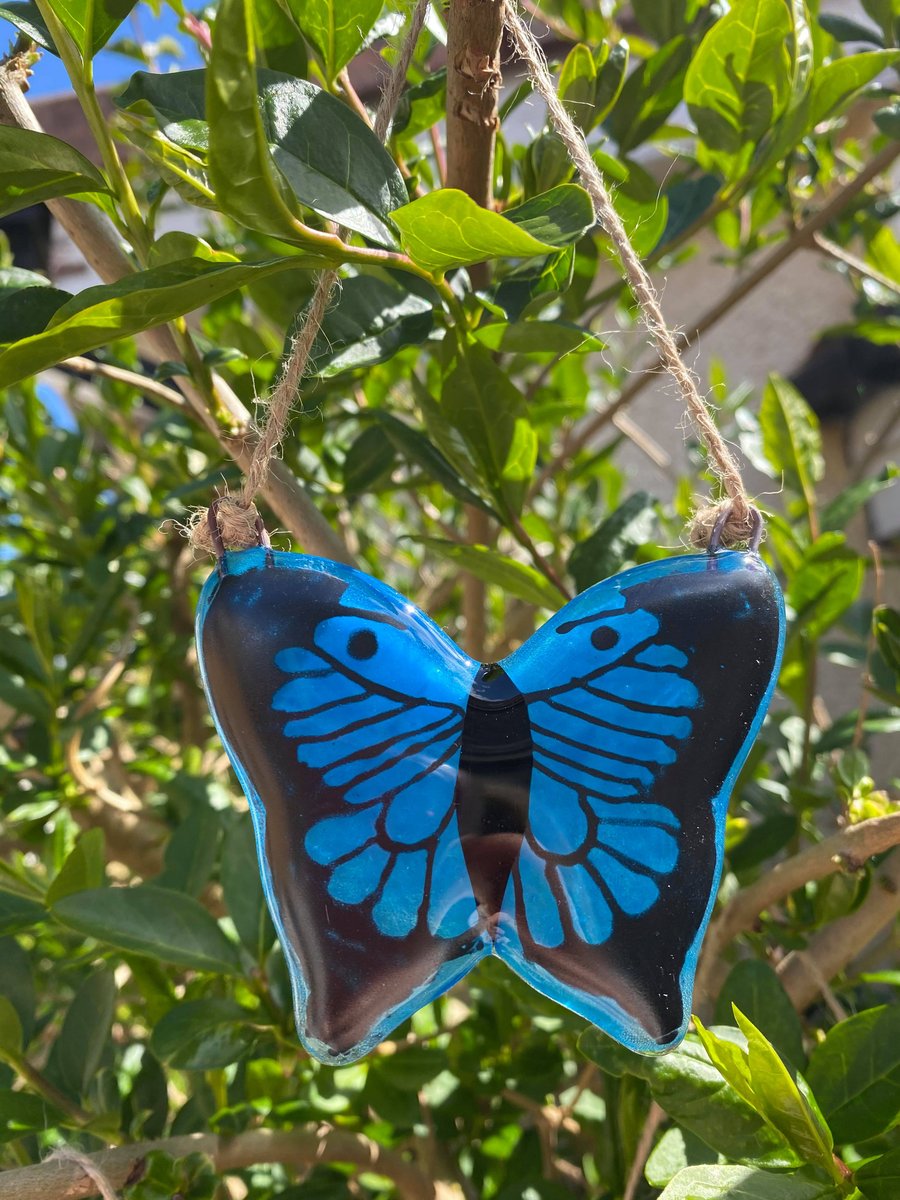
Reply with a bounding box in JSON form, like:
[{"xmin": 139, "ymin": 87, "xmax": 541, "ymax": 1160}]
[{"xmin": 196, "ymin": 506, "xmax": 784, "ymax": 1065}]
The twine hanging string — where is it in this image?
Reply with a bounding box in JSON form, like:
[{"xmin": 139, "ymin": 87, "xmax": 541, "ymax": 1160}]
[
  {"xmin": 189, "ymin": 0, "xmax": 431, "ymax": 555},
  {"xmin": 45, "ymin": 1147, "xmax": 121, "ymax": 1200},
  {"xmin": 503, "ymin": 3, "xmax": 757, "ymax": 549}
]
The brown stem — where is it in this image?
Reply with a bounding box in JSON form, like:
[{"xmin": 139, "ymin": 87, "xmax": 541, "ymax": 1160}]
[
  {"xmin": 777, "ymin": 846, "xmax": 900, "ymax": 1010},
  {"xmin": 463, "ymin": 505, "xmax": 490, "ymax": 659},
  {"xmin": 446, "ymin": 0, "xmax": 503, "ymax": 209},
  {"xmin": 445, "ymin": 0, "xmax": 504, "ymax": 657},
  {"xmin": 696, "ymin": 809, "xmax": 900, "ymax": 1002},
  {"xmin": 0, "ymin": 1128, "xmax": 435, "ymax": 1200}
]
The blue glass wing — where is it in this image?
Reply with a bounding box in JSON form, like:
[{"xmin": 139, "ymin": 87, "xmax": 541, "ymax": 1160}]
[
  {"xmin": 196, "ymin": 549, "xmax": 485, "ymax": 1064},
  {"xmin": 497, "ymin": 550, "xmax": 784, "ymax": 1053}
]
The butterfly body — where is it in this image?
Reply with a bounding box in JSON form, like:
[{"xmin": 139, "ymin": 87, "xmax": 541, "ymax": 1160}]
[{"xmin": 197, "ymin": 546, "xmax": 784, "ymax": 1064}]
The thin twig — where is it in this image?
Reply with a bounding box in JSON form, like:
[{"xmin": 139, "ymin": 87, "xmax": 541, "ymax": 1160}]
[
  {"xmin": 696, "ymin": 810, "xmax": 900, "ymax": 1002},
  {"xmin": 853, "ymin": 541, "xmax": 884, "ymax": 749},
  {"xmin": 0, "ymin": 1128, "xmax": 435, "ymax": 1200},
  {"xmin": 777, "ymin": 846, "xmax": 900, "ymax": 1010},
  {"xmin": 62, "ymin": 357, "xmax": 185, "ymax": 407},
  {"xmin": 624, "ymin": 1102, "xmax": 665, "ymax": 1200}
]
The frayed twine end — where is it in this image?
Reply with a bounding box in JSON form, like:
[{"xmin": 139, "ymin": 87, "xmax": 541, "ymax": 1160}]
[
  {"xmin": 182, "ymin": 496, "xmax": 262, "ymax": 555},
  {"xmin": 689, "ymin": 500, "xmax": 762, "ymax": 551}
]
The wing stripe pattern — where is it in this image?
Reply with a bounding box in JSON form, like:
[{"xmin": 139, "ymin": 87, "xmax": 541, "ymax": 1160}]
[
  {"xmin": 273, "ymin": 610, "xmax": 477, "ymax": 941},
  {"xmin": 504, "ymin": 598, "xmax": 702, "ymax": 951}
]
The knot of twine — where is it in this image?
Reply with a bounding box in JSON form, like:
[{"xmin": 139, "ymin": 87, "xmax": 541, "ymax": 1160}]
[
  {"xmin": 187, "ymin": 0, "xmax": 431, "ymax": 556},
  {"xmin": 502, "ymin": 3, "xmax": 757, "ymax": 550},
  {"xmin": 689, "ymin": 502, "xmax": 761, "ymax": 550},
  {"xmin": 46, "ymin": 1147, "xmax": 120, "ymax": 1200}
]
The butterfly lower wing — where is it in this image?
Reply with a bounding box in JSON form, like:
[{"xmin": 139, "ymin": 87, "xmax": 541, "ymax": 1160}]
[
  {"xmin": 498, "ymin": 550, "xmax": 784, "ymax": 1051},
  {"xmin": 197, "ymin": 549, "xmax": 485, "ymax": 1063}
]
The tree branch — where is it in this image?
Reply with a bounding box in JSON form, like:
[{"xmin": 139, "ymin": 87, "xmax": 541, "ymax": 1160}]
[
  {"xmin": 445, "ymin": 0, "xmax": 504, "ymax": 658},
  {"xmin": 0, "ymin": 1128, "xmax": 435, "ymax": 1200},
  {"xmin": 696, "ymin": 811, "xmax": 900, "ymax": 1003},
  {"xmin": 0, "ymin": 57, "xmax": 352, "ymax": 565},
  {"xmin": 777, "ymin": 846, "xmax": 900, "ymax": 1011}
]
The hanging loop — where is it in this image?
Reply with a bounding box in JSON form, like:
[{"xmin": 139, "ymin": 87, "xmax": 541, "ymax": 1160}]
[
  {"xmin": 207, "ymin": 497, "xmax": 271, "ymax": 561},
  {"xmin": 707, "ymin": 504, "xmax": 763, "ymax": 556}
]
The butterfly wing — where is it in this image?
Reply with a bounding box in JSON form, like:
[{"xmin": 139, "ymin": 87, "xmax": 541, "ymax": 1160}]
[
  {"xmin": 498, "ymin": 550, "xmax": 784, "ymax": 1052},
  {"xmin": 197, "ymin": 548, "xmax": 485, "ymax": 1063}
]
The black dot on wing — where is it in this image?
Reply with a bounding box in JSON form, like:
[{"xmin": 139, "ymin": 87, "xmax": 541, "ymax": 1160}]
[
  {"xmin": 591, "ymin": 626, "xmax": 619, "ymax": 652},
  {"xmin": 348, "ymin": 629, "xmax": 378, "ymax": 660}
]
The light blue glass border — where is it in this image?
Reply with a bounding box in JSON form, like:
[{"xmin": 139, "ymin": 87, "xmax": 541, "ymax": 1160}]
[{"xmin": 196, "ymin": 547, "xmax": 785, "ymax": 1062}]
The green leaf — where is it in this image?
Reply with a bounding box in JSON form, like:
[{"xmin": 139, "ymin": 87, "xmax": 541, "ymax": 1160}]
[
  {"xmin": 592, "ymin": 40, "xmax": 630, "ymax": 126},
  {"xmin": 820, "ymin": 468, "xmax": 898, "ymax": 531},
  {"xmin": 220, "ymin": 813, "xmax": 275, "ymax": 961},
  {"xmin": 0, "ymin": 996, "xmax": 23, "ymax": 1060},
  {"xmin": 593, "ymin": 150, "xmax": 670, "ymax": 257},
  {"xmin": 286, "ymin": 0, "xmax": 382, "ymax": 81},
  {"xmin": 808, "ymin": 50, "xmax": 899, "ymax": 127},
  {"xmin": 579, "ymin": 1030, "xmax": 802, "ymax": 1167},
  {"xmin": 46, "ymin": 828, "xmax": 106, "ymax": 906},
  {"xmin": 632, "ymin": 0, "xmax": 695, "ymax": 43},
  {"xmin": 875, "ymin": 101, "xmax": 900, "ymax": 137},
  {"xmin": 207, "ymin": 0, "xmax": 310, "ymax": 243},
  {"xmin": 806, "ymin": 1005, "xmax": 900, "ymax": 1143},
  {"xmin": 342, "ymin": 424, "xmax": 397, "ymax": 496},
  {"xmin": 48, "ymin": 0, "xmax": 137, "ymax": 57},
  {"xmin": 646, "ymin": 1126, "xmax": 722, "ymax": 1189},
  {"xmin": 0, "ymin": 3, "xmax": 55, "ymax": 52},
  {"xmin": 417, "ymin": 539, "xmax": 564, "ymax": 610},
  {"xmin": 0, "ymin": 285, "xmax": 72, "ymax": 342},
  {"xmin": 369, "ymin": 412, "xmax": 495, "ymax": 514},
  {"xmin": 55, "ymin": 969, "xmax": 116, "ymax": 1098},
  {"xmin": 0, "ymin": 256, "xmax": 318, "ymax": 390},
  {"xmin": 685, "ymin": 0, "xmax": 793, "ymax": 178},
  {"xmin": 155, "ymin": 807, "xmax": 221, "ymax": 898},
  {"xmin": 0, "ymin": 127, "xmax": 109, "ymax": 218},
  {"xmin": 862, "ymin": 0, "xmax": 896, "ymax": 43},
  {"xmin": 606, "ymin": 36, "xmax": 693, "ymax": 154},
  {"xmin": 52, "ymin": 885, "xmax": 242, "ymax": 975},
  {"xmin": 503, "ymin": 184, "xmax": 596, "ymax": 248},
  {"xmin": 441, "ymin": 344, "xmax": 534, "ymax": 512},
  {"xmin": 658, "ymin": 1165, "xmax": 838, "ymax": 1199},
  {"xmin": 730, "ymin": 1010, "xmax": 836, "ymax": 1176},
  {"xmin": 559, "ymin": 43, "xmax": 598, "ymax": 133},
  {"xmin": 760, "ymin": 374, "xmax": 823, "ymax": 503},
  {"xmin": 151, "ymin": 999, "xmax": 257, "ymax": 1069},
  {"xmin": 568, "ymin": 492, "xmax": 656, "ymax": 591},
  {"xmin": 392, "ymin": 189, "xmax": 562, "ymax": 277},
  {"xmin": 0, "ymin": 938, "xmax": 35, "ymax": 1048},
  {"xmin": 308, "ymin": 273, "xmax": 435, "ymax": 377},
  {"xmin": 818, "ymin": 13, "xmax": 884, "ymax": 45},
  {"xmin": 119, "ymin": 68, "xmax": 407, "ymax": 247},
  {"xmin": 874, "ymin": 605, "xmax": 900, "ymax": 684},
  {"xmin": 856, "ymin": 1145, "xmax": 900, "ymax": 1200},
  {"xmin": 393, "ymin": 68, "xmax": 447, "ymax": 138},
  {"xmin": 0, "ymin": 1091, "xmax": 62, "ymax": 1141},
  {"xmin": 788, "ymin": 533, "xmax": 864, "ymax": 641},
  {"xmin": 472, "ymin": 320, "xmax": 603, "ymax": 356},
  {"xmin": 714, "ymin": 962, "xmax": 805, "ymax": 1070},
  {"xmin": 0, "ymin": 890, "xmax": 45, "ymax": 937}
]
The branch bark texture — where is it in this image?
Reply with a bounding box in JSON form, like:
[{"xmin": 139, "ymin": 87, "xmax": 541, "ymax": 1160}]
[
  {"xmin": 696, "ymin": 811, "xmax": 900, "ymax": 1003},
  {"xmin": 0, "ymin": 1128, "xmax": 435, "ymax": 1200},
  {"xmin": 445, "ymin": 0, "xmax": 504, "ymax": 658}
]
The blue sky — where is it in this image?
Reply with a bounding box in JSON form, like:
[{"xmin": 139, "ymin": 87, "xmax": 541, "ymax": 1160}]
[{"xmin": 0, "ymin": 3, "xmax": 202, "ymax": 97}]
